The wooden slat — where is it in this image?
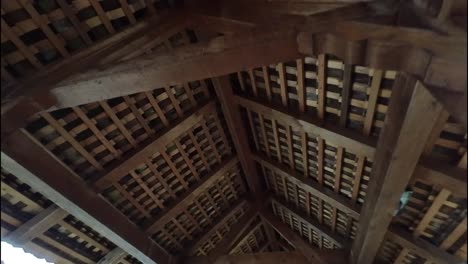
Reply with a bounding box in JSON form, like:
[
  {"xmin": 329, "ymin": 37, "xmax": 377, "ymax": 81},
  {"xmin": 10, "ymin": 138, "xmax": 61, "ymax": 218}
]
[
  {"xmin": 213, "ymin": 76, "xmax": 263, "ymax": 196},
  {"xmin": 351, "ymin": 155, "xmax": 365, "ymax": 203},
  {"xmin": 119, "ymin": 0, "xmax": 137, "ymax": 25},
  {"xmin": 317, "ymin": 54, "xmax": 326, "ymax": 119},
  {"xmin": 262, "ymin": 66, "xmax": 273, "ymax": 102},
  {"xmin": 144, "ymin": 157, "xmax": 239, "ymax": 233},
  {"xmin": 278, "ymin": 63, "xmax": 288, "ymax": 107},
  {"xmin": 1, "ymin": 130, "xmax": 171, "ymax": 264},
  {"xmin": 4, "ymin": 205, "xmax": 67, "ymax": 246},
  {"xmin": 296, "ymin": 58, "xmax": 306, "ymax": 113},
  {"xmin": 92, "ymin": 101, "xmax": 215, "ymax": 190},
  {"xmin": 249, "ymin": 69, "xmax": 258, "ymax": 96},
  {"xmin": 363, "ymin": 70, "xmax": 383, "ymax": 136},
  {"xmin": 387, "ymin": 226, "xmax": 464, "ymax": 264},
  {"xmin": 440, "ymin": 217, "xmax": 467, "ymax": 250},
  {"xmin": 350, "ymin": 75, "xmax": 444, "ymax": 264},
  {"xmin": 340, "ymin": 64, "xmax": 353, "ymax": 127}
]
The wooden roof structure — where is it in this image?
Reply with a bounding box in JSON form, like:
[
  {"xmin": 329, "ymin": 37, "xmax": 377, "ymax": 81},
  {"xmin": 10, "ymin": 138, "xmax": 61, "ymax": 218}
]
[{"xmin": 0, "ymin": 0, "xmax": 467, "ymax": 264}]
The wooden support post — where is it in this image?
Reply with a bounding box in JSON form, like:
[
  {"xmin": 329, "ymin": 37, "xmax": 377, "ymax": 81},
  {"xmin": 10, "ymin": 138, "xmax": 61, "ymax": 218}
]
[
  {"xmin": 350, "ymin": 74, "xmax": 444, "ymax": 264},
  {"xmin": 213, "ymin": 76, "xmax": 263, "ymax": 196},
  {"xmin": 1, "ymin": 130, "xmax": 172, "ymax": 264}
]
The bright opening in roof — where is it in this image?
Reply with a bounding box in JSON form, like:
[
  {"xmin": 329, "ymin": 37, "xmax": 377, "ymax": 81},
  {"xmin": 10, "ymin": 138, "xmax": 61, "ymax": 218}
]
[{"xmin": 1, "ymin": 241, "xmax": 53, "ymax": 264}]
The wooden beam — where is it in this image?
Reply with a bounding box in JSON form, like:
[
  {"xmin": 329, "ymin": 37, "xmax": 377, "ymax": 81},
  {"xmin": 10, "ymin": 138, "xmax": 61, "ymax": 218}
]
[
  {"xmin": 187, "ymin": 199, "xmax": 248, "ymax": 254},
  {"xmin": 4, "ymin": 205, "xmax": 68, "ymax": 246},
  {"xmin": 415, "ymin": 157, "xmax": 467, "ymax": 197},
  {"xmin": 18, "ymin": 30, "xmax": 300, "ymax": 113},
  {"xmin": 213, "ymin": 76, "xmax": 263, "ymax": 196},
  {"xmin": 97, "ymin": 248, "xmax": 127, "ymax": 264},
  {"xmin": 1, "ymin": 11, "xmax": 190, "ymax": 136},
  {"xmin": 196, "ymin": 203, "xmax": 260, "ymax": 262},
  {"xmin": 144, "ymin": 157, "xmax": 239, "ymax": 233},
  {"xmin": 350, "ymin": 75, "xmax": 444, "ymax": 264},
  {"xmin": 271, "ymin": 196, "xmax": 349, "ymax": 248},
  {"xmin": 254, "ymin": 153, "xmax": 360, "ymax": 219},
  {"xmin": 92, "ymin": 100, "xmax": 215, "ymax": 190},
  {"xmin": 1, "ymin": 130, "xmax": 172, "ymax": 264},
  {"xmin": 387, "ymin": 226, "xmax": 465, "ymax": 264},
  {"xmin": 184, "ymin": 251, "xmax": 310, "ymax": 264},
  {"xmin": 260, "ymin": 205, "xmax": 347, "ymax": 264}
]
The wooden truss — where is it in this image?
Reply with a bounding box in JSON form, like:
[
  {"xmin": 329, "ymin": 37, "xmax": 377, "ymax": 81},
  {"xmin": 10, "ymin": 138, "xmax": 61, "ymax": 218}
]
[{"xmin": 1, "ymin": 1, "xmax": 466, "ymax": 264}]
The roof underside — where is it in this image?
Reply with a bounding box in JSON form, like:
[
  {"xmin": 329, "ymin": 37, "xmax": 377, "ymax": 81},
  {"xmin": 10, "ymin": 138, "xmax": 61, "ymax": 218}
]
[{"xmin": 1, "ymin": 1, "xmax": 467, "ymax": 264}]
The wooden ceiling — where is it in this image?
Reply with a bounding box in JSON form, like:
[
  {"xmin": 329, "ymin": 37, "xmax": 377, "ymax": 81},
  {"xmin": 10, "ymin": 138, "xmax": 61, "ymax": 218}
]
[{"xmin": 1, "ymin": 0, "xmax": 467, "ymax": 264}]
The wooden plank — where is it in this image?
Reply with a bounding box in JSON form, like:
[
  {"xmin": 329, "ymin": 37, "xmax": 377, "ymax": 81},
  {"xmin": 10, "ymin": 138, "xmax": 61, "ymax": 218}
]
[
  {"xmin": 317, "ymin": 54, "xmax": 326, "ymax": 119},
  {"xmin": 237, "ymin": 95, "xmax": 376, "ymax": 158},
  {"xmin": 350, "ymin": 75, "xmax": 444, "ymax": 264},
  {"xmin": 119, "ymin": 0, "xmax": 138, "ymax": 25},
  {"xmin": 1, "ymin": 130, "xmax": 171, "ymax": 264},
  {"xmin": 387, "ymin": 226, "xmax": 464, "ymax": 264},
  {"xmin": 92, "ymin": 101, "xmax": 215, "ymax": 190},
  {"xmin": 213, "ymin": 76, "xmax": 263, "ymax": 196},
  {"xmin": 340, "ymin": 64, "xmax": 353, "ymax": 127},
  {"xmin": 363, "ymin": 70, "xmax": 383, "ymax": 136},
  {"xmin": 253, "ymin": 153, "xmax": 360, "ymax": 219},
  {"xmin": 4, "ymin": 205, "xmax": 67, "ymax": 246},
  {"xmin": 278, "ymin": 63, "xmax": 288, "ymax": 107},
  {"xmin": 97, "ymin": 248, "xmax": 126, "ymax": 264},
  {"xmin": 249, "ymin": 69, "xmax": 258, "ymax": 96},
  {"xmin": 144, "ymin": 157, "xmax": 239, "ymax": 233},
  {"xmin": 40, "ymin": 30, "xmax": 300, "ymax": 110},
  {"xmin": 262, "ymin": 66, "xmax": 273, "ymax": 102},
  {"xmin": 296, "ymin": 58, "xmax": 306, "ymax": 113}
]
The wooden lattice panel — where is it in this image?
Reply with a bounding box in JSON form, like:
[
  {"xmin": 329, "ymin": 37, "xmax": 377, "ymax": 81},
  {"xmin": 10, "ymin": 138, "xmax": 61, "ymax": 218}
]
[
  {"xmin": 234, "ymin": 55, "xmax": 397, "ymax": 138},
  {"xmin": 270, "ymin": 199, "xmax": 339, "ymax": 250},
  {"xmin": 230, "ymin": 217, "xmax": 270, "ymax": 255},
  {"xmin": 392, "ymin": 184, "xmax": 467, "ymax": 258},
  {"xmin": 101, "ymin": 106, "xmax": 233, "ymax": 225},
  {"xmin": 1, "ymin": 167, "xmax": 142, "ymax": 264},
  {"xmin": 261, "ymin": 165, "xmax": 359, "ymax": 241},
  {"xmin": 242, "ymin": 106, "xmax": 373, "ymax": 205},
  {"xmin": 150, "ymin": 164, "xmax": 246, "ymax": 255},
  {"xmin": 25, "ymin": 80, "xmax": 211, "ymax": 180},
  {"xmin": 1, "ymin": 0, "xmax": 171, "ymax": 83},
  {"xmin": 424, "ymin": 112, "xmax": 467, "ymax": 166}
]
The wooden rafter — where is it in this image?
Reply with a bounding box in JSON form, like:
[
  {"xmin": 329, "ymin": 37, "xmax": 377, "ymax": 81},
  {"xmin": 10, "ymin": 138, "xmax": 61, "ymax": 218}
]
[
  {"xmin": 1, "ymin": 130, "xmax": 171, "ymax": 264},
  {"xmin": 350, "ymin": 75, "xmax": 445, "ymax": 264},
  {"xmin": 213, "ymin": 76, "xmax": 263, "ymax": 196}
]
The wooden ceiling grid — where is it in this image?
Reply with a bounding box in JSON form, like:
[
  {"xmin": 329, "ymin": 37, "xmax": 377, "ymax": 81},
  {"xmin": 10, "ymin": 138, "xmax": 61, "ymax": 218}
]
[
  {"xmin": 0, "ymin": 1, "xmax": 467, "ymax": 264},
  {"xmin": 1, "ymin": 0, "xmax": 166, "ymax": 82}
]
